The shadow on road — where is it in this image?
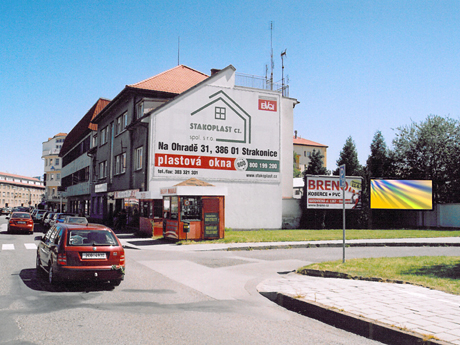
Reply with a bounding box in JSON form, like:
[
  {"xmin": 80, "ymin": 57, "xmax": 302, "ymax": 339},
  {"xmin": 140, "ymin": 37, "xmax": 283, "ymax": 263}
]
[{"xmin": 19, "ymin": 268, "xmax": 118, "ymax": 293}]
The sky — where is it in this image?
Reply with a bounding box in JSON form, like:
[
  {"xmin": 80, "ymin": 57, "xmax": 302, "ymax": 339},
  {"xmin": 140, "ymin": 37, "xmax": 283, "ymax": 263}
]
[{"xmin": 1, "ymin": 0, "xmax": 460, "ymax": 178}]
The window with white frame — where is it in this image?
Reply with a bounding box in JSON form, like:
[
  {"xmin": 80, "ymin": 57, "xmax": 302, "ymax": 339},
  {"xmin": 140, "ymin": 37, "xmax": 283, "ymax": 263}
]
[
  {"xmin": 99, "ymin": 161, "xmax": 107, "ymax": 179},
  {"xmin": 115, "ymin": 153, "xmax": 126, "ymax": 175},
  {"xmin": 136, "ymin": 102, "xmax": 144, "ymax": 120},
  {"xmin": 92, "ymin": 134, "xmax": 98, "ymax": 148},
  {"xmin": 100, "ymin": 126, "xmax": 108, "ymax": 145},
  {"xmin": 135, "ymin": 146, "xmax": 143, "ymax": 170}
]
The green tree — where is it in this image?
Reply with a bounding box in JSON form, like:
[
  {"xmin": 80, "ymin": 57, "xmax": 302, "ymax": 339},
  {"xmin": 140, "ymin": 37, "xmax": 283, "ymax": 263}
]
[
  {"xmin": 366, "ymin": 130, "xmax": 392, "ymax": 178},
  {"xmin": 293, "ymin": 151, "xmax": 301, "ymax": 178},
  {"xmin": 305, "ymin": 149, "xmax": 330, "ymax": 175},
  {"xmin": 391, "ymin": 114, "xmax": 460, "ymax": 203},
  {"xmin": 333, "ymin": 136, "xmax": 362, "ymax": 176}
]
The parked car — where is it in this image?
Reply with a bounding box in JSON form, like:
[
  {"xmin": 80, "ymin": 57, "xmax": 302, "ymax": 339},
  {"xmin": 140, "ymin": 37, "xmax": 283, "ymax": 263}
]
[
  {"xmin": 1, "ymin": 207, "xmax": 11, "ymax": 215},
  {"xmin": 42, "ymin": 212, "xmax": 55, "ymax": 229},
  {"xmin": 63, "ymin": 216, "xmax": 88, "ymax": 225},
  {"xmin": 32, "ymin": 210, "xmax": 47, "ymax": 223},
  {"xmin": 36, "ymin": 223, "xmax": 125, "ymax": 286},
  {"xmin": 7, "ymin": 212, "xmax": 34, "ymax": 234},
  {"xmin": 49, "ymin": 213, "xmax": 76, "ymax": 228}
]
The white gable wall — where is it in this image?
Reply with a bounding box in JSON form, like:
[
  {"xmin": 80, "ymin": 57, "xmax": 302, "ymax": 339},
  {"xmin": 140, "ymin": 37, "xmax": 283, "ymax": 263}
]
[{"xmin": 147, "ymin": 66, "xmax": 296, "ymax": 229}]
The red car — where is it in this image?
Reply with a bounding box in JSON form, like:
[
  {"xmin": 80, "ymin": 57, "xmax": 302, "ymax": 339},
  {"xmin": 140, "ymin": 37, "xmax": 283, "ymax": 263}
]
[
  {"xmin": 36, "ymin": 223, "xmax": 125, "ymax": 286},
  {"xmin": 7, "ymin": 212, "xmax": 34, "ymax": 234}
]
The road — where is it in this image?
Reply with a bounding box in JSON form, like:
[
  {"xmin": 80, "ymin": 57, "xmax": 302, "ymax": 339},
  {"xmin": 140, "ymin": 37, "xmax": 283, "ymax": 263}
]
[{"xmin": 1, "ymin": 217, "xmax": 457, "ymax": 345}]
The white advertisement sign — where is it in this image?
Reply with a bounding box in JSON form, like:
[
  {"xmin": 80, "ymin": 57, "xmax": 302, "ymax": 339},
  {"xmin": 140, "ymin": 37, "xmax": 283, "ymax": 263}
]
[
  {"xmin": 306, "ymin": 176, "xmax": 363, "ymax": 209},
  {"xmin": 154, "ymin": 89, "xmax": 280, "ymax": 182}
]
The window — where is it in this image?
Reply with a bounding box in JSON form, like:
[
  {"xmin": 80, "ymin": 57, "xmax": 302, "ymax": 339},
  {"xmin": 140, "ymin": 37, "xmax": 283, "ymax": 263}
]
[
  {"xmin": 55, "ymin": 158, "xmax": 60, "ymax": 166},
  {"xmin": 99, "ymin": 161, "xmax": 107, "ymax": 179},
  {"xmin": 115, "ymin": 153, "xmax": 126, "ymax": 175},
  {"xmin": 123, "ymin": 112, "xmax": 128, "ymax": 128},
  {"xmin": 115, "ymin": 112, "xmax": 128, "ymax": 135},
  {"xmin": 215, "ymin": 107, "xmax": 226, "ymax": 120},
  {"xmin": 136, "ymin": 102, "xmax": 144, "ymax": 120},
  {"xmin": 92, "ymin": 134, "xmax": 98, "ymax": 148},
  {"xmin": 135, "ymin": 146, "xmax": 143, "ymax": 170},
  {"xmin": 100, "ymin": 126, "xmax": 108, "ymax": 145}
]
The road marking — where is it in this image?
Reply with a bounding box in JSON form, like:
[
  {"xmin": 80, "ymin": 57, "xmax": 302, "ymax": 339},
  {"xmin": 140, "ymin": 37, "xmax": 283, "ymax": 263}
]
[{"xmin": 1, "ymin": 243, "xmax": 37, "ymax": 250}]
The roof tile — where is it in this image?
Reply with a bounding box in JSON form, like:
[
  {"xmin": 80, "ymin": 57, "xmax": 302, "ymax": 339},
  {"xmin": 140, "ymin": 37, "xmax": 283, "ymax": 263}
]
[{"xmin": 129, "ymin": 65, "xmax": 209, "ymax": 94}]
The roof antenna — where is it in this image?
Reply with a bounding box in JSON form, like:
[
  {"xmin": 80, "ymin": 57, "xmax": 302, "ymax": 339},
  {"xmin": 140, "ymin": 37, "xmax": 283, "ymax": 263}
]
[
  {"xmin": 270, "ymin": 21, "xmax": 274, "ymax": 90},
  {"xmin": 177, "ymin": 36, "xmax": 180, "ymax": 65}
]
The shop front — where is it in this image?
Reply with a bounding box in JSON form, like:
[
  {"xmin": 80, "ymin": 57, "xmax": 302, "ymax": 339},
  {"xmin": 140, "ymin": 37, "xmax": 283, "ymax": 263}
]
[
  {"xmin": 136, "ymin": 190, "xmax": 163, "ymax": 237},
  {"xmin": 160, "ymin": 179, "xmax": 227, "ymax": 241}
]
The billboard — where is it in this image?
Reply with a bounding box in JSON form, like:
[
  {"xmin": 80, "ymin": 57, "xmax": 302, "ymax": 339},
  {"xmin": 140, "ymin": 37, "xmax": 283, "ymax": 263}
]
[
  {"xmin": 154, "ymin": 88, "xmax": 281, "ymax": 182},
  {"xmin": 370, "ymin": 179, "xmax": 432, "ymax": 210},
  {"xmin": 306, "ymin": 175, "xmax": 363, "ymax": 209}
]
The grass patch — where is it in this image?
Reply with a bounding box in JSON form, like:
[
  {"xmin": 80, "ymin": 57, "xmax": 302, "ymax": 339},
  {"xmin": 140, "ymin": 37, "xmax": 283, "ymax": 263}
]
[
  {"xmin": 178, "ymin": 229, "xmax": 460, "ymax": 244},
  {"xmin": 298, "ymin": 256, "xmax": 460, "ymax": 295}
]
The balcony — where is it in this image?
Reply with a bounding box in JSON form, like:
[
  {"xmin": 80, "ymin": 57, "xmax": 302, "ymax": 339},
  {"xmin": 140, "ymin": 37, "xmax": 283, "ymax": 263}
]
[{"xmin": 235, "ymin": 73, "xmax": 289, "ymax": 97}]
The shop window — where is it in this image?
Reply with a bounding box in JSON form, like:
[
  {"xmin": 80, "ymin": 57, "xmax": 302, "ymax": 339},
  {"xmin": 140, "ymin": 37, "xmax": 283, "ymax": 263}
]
[
  {"xmin": 181, "ymin": 197, "xmax": 201, "ymax": 221},
  {"xmin": 170, "ymin": 196, "xmax": 178, "ymax": 220},
  {"xmin": 163, "ymin": 196, "xmax": 170, "ymax": 218}
]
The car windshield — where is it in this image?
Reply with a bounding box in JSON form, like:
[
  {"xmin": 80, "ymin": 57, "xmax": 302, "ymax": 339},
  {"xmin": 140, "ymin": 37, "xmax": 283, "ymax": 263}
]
[
  {"xmin": 12, "ymin": 213, "xmax": 31, "ymax": 219},
  {"xmin": 68, "ymin": 230, "xmax": 117, "ymax": 246}
]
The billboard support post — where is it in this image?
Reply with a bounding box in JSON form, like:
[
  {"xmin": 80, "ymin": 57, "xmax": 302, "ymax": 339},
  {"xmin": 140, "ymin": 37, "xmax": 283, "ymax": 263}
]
[{"xmin": 339, "ymin": 165, "xmax": 346, "ymax": 263}]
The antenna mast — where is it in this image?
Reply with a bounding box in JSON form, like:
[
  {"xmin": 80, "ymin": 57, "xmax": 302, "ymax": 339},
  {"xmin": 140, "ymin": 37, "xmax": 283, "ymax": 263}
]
[
  {"xmin": 270, "ymin": 21, "xmax": 274, "ymax": 90},
  {"xmin": 178, "ymin": 36, "xmax": 180, "ymax": 65}
]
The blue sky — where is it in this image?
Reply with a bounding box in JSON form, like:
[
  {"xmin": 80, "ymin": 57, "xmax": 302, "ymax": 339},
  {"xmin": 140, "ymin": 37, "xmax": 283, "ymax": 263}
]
[{"xmin": 1, "ymin": 0, "xmax": 459, "ymax": 177}]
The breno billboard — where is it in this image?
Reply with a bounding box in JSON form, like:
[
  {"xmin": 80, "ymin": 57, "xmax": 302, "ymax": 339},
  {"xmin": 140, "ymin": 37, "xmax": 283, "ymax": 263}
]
[
  {"xmin": 306, "ymin": 175, "xmax": 363, "ymax": 209},
  {"xmin": 370, "ymin": 179, "xmax": 432, "ymax": 210}
]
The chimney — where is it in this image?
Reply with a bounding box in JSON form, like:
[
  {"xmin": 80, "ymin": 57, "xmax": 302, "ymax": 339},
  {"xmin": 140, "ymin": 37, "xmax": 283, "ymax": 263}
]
[
  {"xmin": 211, "ymin": 69, "xmax": 221, "ymax": 76},
  {"xmin": 295, "ymin": 130, "xmax": 297, "ymax": 139}
]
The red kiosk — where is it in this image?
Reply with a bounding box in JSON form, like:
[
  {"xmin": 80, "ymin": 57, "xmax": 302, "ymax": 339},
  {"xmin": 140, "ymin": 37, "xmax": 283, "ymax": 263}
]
[{"xmin": 161, "ymin": 178, "xmax": 227, "ymax": 241}]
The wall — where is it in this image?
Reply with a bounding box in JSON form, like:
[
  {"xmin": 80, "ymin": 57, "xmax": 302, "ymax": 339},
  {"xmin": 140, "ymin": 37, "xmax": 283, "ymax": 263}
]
[{"xmin": 148, "ymin": 66, "xmax": 297, "ymax": 229}]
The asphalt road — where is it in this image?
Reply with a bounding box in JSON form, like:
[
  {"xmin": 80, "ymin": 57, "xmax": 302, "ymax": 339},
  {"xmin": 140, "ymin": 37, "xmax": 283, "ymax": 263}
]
[{"xmin": 0, "ymin": 217, "xmax": 456, "ymax": 345}]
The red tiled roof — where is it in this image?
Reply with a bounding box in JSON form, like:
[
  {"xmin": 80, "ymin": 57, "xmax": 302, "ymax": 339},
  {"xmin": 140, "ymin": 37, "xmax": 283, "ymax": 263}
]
[
  {"xmin": 293, "ymin": 136, "xmax": 328, "ymax": 148},
  {"xmin": 0, "ymin": 172, "xmax": 42, "ymax": 181},
  {"xmin": 129, "ymin": 65, "xmax": 209, "ymax": 94},
  {"xmin": 60, "ymin": 98, "xmax": 110, "ymax": 157}
]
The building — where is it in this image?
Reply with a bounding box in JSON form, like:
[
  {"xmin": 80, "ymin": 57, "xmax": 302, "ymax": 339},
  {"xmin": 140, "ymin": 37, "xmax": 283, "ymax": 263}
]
[
  {"xmin": 87, "ymin": 64, "xmax": 297, "ymax": 230},
  {"xmin": 59, "ymin": 98, "xmax": 110, "ymax": 217},
  {"xmin": 293, "ymin": 131, "xmax": 328, "ymax": 173},
  {"xmin": 42, "ymin": 133, "xmax": 67, "ymax": 211},
  {"xmin": 89, "ymin": 65, "xmax": 209, "ymax": 225},
  {"xmin": 0, "ymin": 172, "xmax": 45, "ymax": 208}
]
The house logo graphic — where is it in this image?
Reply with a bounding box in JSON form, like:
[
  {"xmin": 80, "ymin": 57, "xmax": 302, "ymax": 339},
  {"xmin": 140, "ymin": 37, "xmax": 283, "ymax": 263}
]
[{"xmin": 190, "ymin": 91, "xmax": 251, "ymax": 144}]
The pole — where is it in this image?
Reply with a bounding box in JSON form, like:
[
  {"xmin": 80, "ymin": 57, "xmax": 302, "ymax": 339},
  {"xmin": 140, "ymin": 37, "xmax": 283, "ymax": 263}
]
[{"xmin": 339, "ymin": 164, "xmax": 346, "ymax": 263}]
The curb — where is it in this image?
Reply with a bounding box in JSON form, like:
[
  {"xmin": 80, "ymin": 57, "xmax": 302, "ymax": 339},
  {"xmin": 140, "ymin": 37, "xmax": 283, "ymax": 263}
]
[
  {"xmin": 260, "ymin": 291, "xmax": 451, "ymax": 345},
  {"xmin": 225, "ymin": 241, "xmax": 460, "ymax": 251}
]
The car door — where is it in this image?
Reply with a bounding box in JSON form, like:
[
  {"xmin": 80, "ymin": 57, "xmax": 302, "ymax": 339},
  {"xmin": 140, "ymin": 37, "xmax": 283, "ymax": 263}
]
[{"xmin": 38, "ymin": 227, "xmax": 59, "ymax": 267}]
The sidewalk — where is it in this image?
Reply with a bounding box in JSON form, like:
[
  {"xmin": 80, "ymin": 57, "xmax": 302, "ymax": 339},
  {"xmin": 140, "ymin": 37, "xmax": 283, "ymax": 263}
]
[{"xmin": 119, "ymin": 236, "xmax": 460, "ymax": 344}]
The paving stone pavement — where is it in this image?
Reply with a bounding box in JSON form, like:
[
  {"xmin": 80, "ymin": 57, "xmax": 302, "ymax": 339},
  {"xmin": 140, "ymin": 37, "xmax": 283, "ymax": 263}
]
[{"xmin": 257, "ymin": 273, "xmax": 460, "ymax": 344}]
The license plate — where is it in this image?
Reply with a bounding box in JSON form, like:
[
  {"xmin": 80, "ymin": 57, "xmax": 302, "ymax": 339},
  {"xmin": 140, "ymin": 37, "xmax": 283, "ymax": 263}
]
[
  {"xmin": 17, "ymin": 221, "xmax": 26, "ymax": 224},
  {"xmin": 82, "ymin": 252, "xmax": 106, "ymax": 259}
]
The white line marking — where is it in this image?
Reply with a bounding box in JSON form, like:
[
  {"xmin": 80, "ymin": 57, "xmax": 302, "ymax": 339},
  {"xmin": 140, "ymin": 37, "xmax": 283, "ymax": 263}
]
[
  {"xmin": 24, "ymin": 243, "xmax": 37, "ymax": 250},
  {"xmin": 2, "ymin": 244, "xmax": 14, "ymax": 250}
]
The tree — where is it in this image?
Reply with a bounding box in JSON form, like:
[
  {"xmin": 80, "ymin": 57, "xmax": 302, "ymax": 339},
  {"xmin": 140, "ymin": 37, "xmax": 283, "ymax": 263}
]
[
  {"xmin": 366, "ymin": 130, "xmax": 393, "ymax": 178},
  {"xmin": 333, "ymin": 136, "xmax": 362, "ymax": 176},
  {"xmin": 305, "ymin": 149, "xmax": 330, "ymax": 175},
  {"xmin": 293, "ymin": 151, "xmax": 301, "ymax": 178},
  {"xmin": 391, "ymin": 114, "xmax": 460, "ymax": 203}
]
